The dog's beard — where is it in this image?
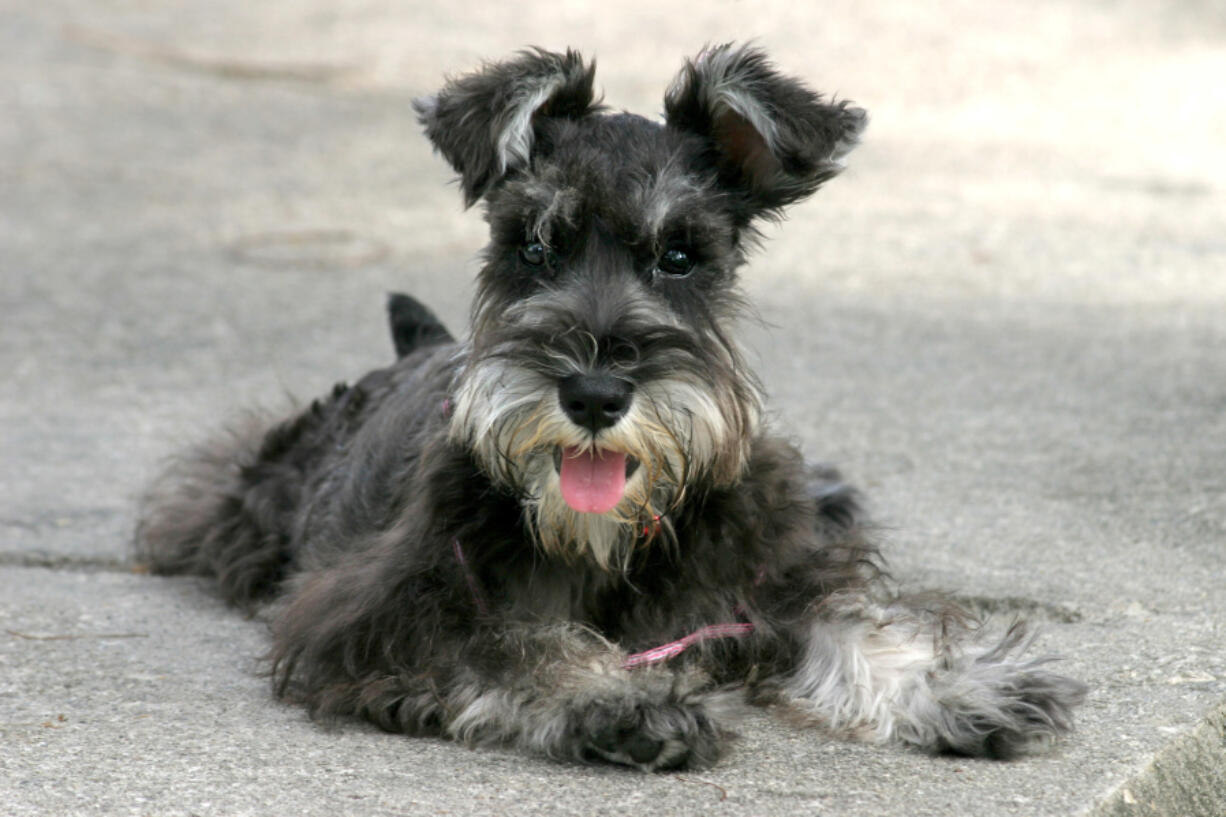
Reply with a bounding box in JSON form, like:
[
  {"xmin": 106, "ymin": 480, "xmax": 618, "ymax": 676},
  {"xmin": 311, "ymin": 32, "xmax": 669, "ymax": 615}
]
[{"xmin": 448, "ymin": 352, "xmax": 756, "ymax": 569}]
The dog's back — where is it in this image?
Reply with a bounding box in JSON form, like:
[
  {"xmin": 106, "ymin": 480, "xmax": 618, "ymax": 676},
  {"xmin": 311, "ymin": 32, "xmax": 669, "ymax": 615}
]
[{"xmin": 136, "ymin": 295, "xmax": 454, "ymax": 604}]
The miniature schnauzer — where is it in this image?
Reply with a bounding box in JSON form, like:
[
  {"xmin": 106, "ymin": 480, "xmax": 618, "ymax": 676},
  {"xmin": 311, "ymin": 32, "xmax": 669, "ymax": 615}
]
[{"xmin": 137, "ymin": 45, "xmax": 1086, "ymax": 771}]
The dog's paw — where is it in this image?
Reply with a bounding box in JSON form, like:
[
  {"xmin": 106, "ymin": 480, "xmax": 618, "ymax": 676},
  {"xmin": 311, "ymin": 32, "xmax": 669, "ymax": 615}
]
[
  {"xmin": 947, "ymin": 662, "xmax": 1088, "ymax": 759},
  {"xmin": 894, "ymin": 624, "xmax": 1088, "ymax": 759},
  {"xmin": 576, "ymin": 698, "xmax": 725, "ymax": 772}
]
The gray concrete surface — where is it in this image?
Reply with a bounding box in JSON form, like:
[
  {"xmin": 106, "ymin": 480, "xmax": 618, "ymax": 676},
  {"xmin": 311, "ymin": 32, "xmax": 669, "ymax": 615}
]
[{"xmin": 2, "ymin": 0, "xmax": 1224, "ymax": 814}]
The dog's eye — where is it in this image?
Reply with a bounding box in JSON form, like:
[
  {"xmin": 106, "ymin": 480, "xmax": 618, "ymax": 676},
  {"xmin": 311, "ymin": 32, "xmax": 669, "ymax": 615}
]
[
  {"xmin": 655, "ymin": 248, "xmax": 694, "ymax": 278},
  {"xmin": 519, "ymin": 242, "xmax": 549, "ymax": 267}
]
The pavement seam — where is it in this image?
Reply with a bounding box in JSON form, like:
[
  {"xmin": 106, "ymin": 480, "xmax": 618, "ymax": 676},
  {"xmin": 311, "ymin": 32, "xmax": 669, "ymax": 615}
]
[{"xmin": 1087, "ymin": 698, "xmax": 1226, "ymax": 817}]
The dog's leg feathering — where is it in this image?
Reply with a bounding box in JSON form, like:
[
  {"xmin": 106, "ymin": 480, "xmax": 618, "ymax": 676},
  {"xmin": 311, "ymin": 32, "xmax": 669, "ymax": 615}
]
[
  {"xmin": 444, "ymin": 625, "xmax": 739, "ymax": 771},
  {"xmin": 782, "ymin": 596, "xmax": 1087, "ymax": 758},
  {"xmin": 270, "ymin": 558, "xmax": 738, "ymax": 772}
]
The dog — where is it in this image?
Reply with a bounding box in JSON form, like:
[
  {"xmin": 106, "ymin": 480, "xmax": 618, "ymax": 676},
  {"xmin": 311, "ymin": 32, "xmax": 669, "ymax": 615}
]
[{"xmin": 136, "ymin": 45, "xmax": 1086, "ymax": 771}]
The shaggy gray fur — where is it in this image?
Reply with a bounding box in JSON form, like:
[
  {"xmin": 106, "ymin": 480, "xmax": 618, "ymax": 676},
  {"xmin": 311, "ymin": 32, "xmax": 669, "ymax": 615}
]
[{"xmin": 137, "ymin": 45, "xmax": 1085, "ymax": 771}]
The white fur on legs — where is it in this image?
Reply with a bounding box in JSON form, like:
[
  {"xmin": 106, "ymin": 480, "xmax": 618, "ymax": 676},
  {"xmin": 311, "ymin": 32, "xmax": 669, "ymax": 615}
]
[
  {"xmin": 782, "ymin": 596, "xmax": 939, "ymax": 741},
  {"xmin": 783, "ymin": 595, "xmax": 1086, "ymax": 758}
]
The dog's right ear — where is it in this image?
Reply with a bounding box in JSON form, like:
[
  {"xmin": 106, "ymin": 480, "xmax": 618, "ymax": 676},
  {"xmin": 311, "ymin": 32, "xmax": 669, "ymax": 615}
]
[{"xmin": 414, "ymin": 49, "xmax": 599, "ymax": 207}]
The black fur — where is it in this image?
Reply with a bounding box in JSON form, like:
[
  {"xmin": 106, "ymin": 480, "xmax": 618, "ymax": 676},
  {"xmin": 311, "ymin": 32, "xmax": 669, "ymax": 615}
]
[
  {"xmin": 137, "ymin": 45, "xmax": 1085, "ymax": 772},
  {"xmin": 388, "ymin": 292, "xmax": 453, "ymax": 358}
]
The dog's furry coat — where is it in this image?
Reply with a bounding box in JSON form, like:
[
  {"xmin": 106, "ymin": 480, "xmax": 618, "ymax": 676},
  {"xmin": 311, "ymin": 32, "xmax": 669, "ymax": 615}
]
[{"xmin": 137, "ymin": 45, "xmax": 1085, "ymax": 771}]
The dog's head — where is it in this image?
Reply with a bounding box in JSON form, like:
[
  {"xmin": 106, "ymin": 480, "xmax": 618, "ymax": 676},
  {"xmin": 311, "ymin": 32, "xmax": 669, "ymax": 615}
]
[{"xmin": 416, "ymin": 45, "xmax": 865, "ymax": 567}]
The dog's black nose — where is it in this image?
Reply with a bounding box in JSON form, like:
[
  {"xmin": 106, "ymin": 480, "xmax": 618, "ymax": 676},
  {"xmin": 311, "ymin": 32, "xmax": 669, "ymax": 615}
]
[{"xmin": 558, "ymin": 374, "xmax": 633, "ymax": 433}]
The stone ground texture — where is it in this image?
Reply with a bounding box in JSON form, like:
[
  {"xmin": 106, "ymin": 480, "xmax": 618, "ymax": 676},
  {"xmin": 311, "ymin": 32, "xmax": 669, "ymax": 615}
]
[{"xmin": 2, "ymin": 1, "xmax": 1224, "ymax": 815}]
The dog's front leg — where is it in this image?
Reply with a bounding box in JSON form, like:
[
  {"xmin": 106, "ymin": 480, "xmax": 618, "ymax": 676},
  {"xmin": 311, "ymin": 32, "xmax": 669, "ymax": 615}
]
[
  {"xmin": 438, "ymin": 622, "xmax": 735, "ymax": 771},
  {"xmin": 780, "ymin": 594, "xmax": 1086, "ymax": 758},
  {"xmin": 272, "ymin": 569, "xmax": 735, "ymax": 773}
]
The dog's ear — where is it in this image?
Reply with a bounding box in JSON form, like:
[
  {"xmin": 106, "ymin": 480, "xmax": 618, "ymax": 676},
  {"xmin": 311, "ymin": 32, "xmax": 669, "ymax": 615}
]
[
  {"xmin": 664, "ymin": 44, "xmax": 867, "ymax": 219},
  {"xmin": 414, "ymin": 49, "xmax": 599, "ymax": 206}
]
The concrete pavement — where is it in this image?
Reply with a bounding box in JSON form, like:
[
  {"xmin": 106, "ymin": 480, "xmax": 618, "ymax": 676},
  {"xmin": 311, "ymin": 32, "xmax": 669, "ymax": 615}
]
[{"xmin": 3, "ymin": 1, "xmax": 1225, "ymax": 814}]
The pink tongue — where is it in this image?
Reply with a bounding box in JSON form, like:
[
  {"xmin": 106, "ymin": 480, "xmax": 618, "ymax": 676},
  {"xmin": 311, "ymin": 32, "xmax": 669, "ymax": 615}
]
[{"xmin": 559, "ymin": 447, "xmax": 627, "ymax": 514}]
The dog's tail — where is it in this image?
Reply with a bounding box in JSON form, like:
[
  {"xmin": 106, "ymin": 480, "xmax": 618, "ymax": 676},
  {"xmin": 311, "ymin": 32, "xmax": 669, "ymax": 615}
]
[
  {"xmin": 387, "ymin": 293, "xmax": 453, "ymax": 359},
  {"xmin": 134, "ymin": 409, "xmax": 309, "ymax": 608},
  {"xmin": 135, "ymin": 294, "xmax": 449, "ymax": 605}
]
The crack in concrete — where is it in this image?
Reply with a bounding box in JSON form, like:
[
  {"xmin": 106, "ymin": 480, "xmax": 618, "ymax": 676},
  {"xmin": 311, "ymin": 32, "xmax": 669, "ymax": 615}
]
[
  {"xmin": 0, "ymin": 552, "xmax": 134, "ymax": 572},
  {"xmin": 1089, "ymin": 699, "xmax": 1226, "ymax": 817},
  {"xmin": 63, "ymin": 24, "xmax": 363, "ymax": 86},
  {"xmin": 951, "ymin": 593, "xmax": 1084, "ymax": 624}
]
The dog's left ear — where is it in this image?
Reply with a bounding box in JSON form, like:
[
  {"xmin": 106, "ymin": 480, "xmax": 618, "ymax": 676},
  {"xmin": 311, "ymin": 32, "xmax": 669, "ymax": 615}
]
[
  {"xmin": 414, "ymin": 49, "xmax": 599, "ymax": 207},
  {"xmin": 664, "ymin": 44, "xmax": 867, "ymax": 219}
]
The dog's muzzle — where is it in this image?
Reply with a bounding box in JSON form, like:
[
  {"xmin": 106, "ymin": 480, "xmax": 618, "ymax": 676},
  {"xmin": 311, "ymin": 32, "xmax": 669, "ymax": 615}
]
[{"xmin": 555, "ymin": 373, "xmax": 636, "ymax": 514}]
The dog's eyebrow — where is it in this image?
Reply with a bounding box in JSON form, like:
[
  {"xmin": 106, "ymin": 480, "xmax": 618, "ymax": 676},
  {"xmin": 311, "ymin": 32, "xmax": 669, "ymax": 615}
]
[
  {"xmin": 502, "ymin": 176, "xmax": 581, "ymax": 245},
  {"xmin": 630, "ymin": 165, "xmax": 738, "ymax": 255},
  {"xmin": 660, "ymin": 209, "xmax": 730, "ymax": 243},
  {"xmin": 635, "ymin": 163, "xmax": 706, "ymax": 237},
  {"xmin": 533, "ymin": 189, "xmax": 581, "ymax": 246},
  {"xmin": 645, "ymin": 204, "xmax": 734, "ymax": 262}
]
